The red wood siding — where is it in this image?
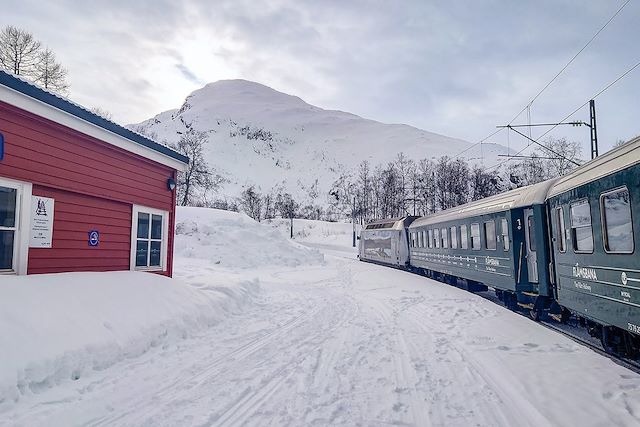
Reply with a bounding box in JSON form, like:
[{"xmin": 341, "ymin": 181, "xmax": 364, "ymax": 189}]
[
  {"xmin": 0, "ymin": 101, "xmax": 178, "ymax": 276},
  {"xmin": 28, "ymin": 186, "xmax": 132, "ymax": 274}
]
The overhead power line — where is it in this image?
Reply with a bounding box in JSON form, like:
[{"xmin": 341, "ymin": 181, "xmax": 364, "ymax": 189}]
[
  {"xmin": 483, "ymin": 58, "xmax": 640, "ymax": 172},
  {"xmin": 451, "ymin": 0, "xmax": 631, "ymax": 163}
]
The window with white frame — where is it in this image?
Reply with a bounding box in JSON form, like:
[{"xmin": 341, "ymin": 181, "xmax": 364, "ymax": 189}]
[
  {"xmin": 131, "ymin": 206, "xmax": 168, "ymax": 270},
  {"xmin": 0, "ymin": 178, "xmax": 31, "ymax": 275},
  {"xmin": 0, "ymin": 186, "xmax": 17, "ymax": 271}
]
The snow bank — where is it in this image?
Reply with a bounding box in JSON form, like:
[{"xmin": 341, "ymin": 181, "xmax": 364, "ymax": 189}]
[
  {"xmin": 174, "ymin": 207, "xmax": 324, "ymax": 269},
  {"xmin": 0, "ymin": 271, "xmax": 259, "ymax": 409},
  {"xmin": 266, "ymin": 218, "xmax": 359, "ymax": 246}
]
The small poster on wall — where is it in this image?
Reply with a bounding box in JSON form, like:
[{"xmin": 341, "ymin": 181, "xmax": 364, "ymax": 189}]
[{"xmin": 30, "ymin": 196, "xmax": 55, "ymax": 248}]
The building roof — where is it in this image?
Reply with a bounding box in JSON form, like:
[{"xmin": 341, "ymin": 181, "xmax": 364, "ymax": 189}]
[
  {"xmin": 0, "ymin": 70, "xmax": 189, "ymax": 169},
  {"xmin": 410, "ymin": 179, "xmax": 558, "ymax": 228},
  {"xmin": 548, "ymin": 135, "xmax": 640, "ymax": 197}
]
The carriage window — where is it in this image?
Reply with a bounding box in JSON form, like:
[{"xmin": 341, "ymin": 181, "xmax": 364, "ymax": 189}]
[
  {"xmin": 434, "ymin": 228, "xmax": 440, "ymax": 248},
  {"xmin": 485, "ymin": 221, "xmax": 496, "ymax": 250},
  {"xmin": 527, "ymin": 216, "xmax": 537, "ymax": 252},
  {"xmin": 428, "ymin": 229, "xmax": 433, "ymax": 248},
  {"xmin": 421, "ymin": 231, "xmax": 426, "ymax": 248},
  {"xmin": 423, "ymin": 231, "xmax": 427, "ymax": 248},
  {"xmin": 460, "ymin": 224, "xmax": 468, "ymax": 249},
  {"xmin": 441, "ymin": 227, "xmax": 448, "ymax": 248},
  {"xmin": 602, "ymin": 188, "xmax": 634, "ymax": 253},
  {"xmin": 450, "ymin": 226, "xmax": 458, "ymax": 249},
  {"xmin": 471, "ymin": 223, "xmax": 481, "ymax": 250},
  {"xmin": 570, "ymin": 200, "xmax": 594, "ymax": 253},
  {"xmin": 500, "ymin": 218, "xmax": 509, "ymax": 251},
  {"xmin": 556, "ymin": 207, "xmax": 566, "ymax": 252}
]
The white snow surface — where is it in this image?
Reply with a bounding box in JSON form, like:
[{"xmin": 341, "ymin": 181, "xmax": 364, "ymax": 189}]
[
  {"xmin": 2, "ymin": 209, "xmax": 640, "ymax": 426},
  {"xmin": 131, "ymin": 80, "xmax": 511, "ymax": 205}
]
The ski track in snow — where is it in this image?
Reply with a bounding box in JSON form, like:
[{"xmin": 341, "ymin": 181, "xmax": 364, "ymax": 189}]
[{"xmin": 3, "ymin": 254, "xmax": 640, "ymax": 426}]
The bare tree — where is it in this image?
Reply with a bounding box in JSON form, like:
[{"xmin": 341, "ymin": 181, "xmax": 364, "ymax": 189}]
[
  {"xmin": 543, "ymin": 137, "xmax": 581, "ymax": 176},
  {"xmin": 34, "ymin": 48, "xmax": 68, "ymax": 93},
  {"xmin": 171, "ymin": 127, "xmax": 215, "ymax": 206},
  {"xmin": 0, "ymin": 25, "xmax": 41, "ymax": 76},
  {"xmin": 240, "ymin": 186, "xmax": 263, "ymax": 221},
  {"xmin": 90, "ymin": 106, "xmax": 113, "ymax": 120}
]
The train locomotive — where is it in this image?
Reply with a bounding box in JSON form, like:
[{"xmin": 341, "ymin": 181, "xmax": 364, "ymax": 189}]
[{"xmin": 359, "ymin": 135, "xmax": 640, "ymax": 359}]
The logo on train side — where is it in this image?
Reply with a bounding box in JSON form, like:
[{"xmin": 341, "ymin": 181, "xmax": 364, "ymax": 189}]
[
  {"xmin": 485, "ymin": 257, "xmax": 500, "ymax": 267},
  {"xmin": 572, "ymin": 264, "xmax": 597, "ymax": 281},
  {"xmin": 621, "ymin": 272, "xmax": 628, "ymax": 286}
]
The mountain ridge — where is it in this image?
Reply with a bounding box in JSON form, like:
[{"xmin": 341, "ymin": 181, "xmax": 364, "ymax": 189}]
[{"xmin": 131, "ymin": 79, "xmax": 510, "ymax": 207}]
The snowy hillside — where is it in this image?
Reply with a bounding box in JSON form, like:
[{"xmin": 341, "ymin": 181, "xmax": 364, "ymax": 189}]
[{"xmin": 132, "ymin": 80, "xmax": 510, "ymax": 205}]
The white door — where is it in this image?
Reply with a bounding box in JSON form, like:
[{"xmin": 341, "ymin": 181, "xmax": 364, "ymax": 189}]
[{"xmin": 523, "ymin": 208, "xmax": 538, "ymax": 283}]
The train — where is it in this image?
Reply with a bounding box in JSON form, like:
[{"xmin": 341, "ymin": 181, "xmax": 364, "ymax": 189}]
[{"xmin": 359, "ymin": 135, "xmax": 640, "ymax": 360}]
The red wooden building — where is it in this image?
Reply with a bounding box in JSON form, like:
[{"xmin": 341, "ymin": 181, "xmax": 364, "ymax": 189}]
[{"xmin": 0, "ymin": 70, "xmax": 188, "ymax": 276}]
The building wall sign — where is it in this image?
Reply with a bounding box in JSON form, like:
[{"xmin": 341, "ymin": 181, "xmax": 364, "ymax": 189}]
[
  {"xmin": 30, "ymin": 196, "xmax": 54, "ymax": 248},
  {"xmin": 88, "ymin": 230, "xmax": 99, "ymax": 247}
]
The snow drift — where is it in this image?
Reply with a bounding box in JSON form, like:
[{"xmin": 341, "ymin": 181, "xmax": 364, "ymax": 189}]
[
  {"xmin": 174, "ymin": 206, "xmax": 324, "ymax": 270},
  {"xmin": 0, "ymin": 271, "xmax": 259, "ymax": 409},
  {"xmin": 0, "ymin": 207, "xmax": 322, "ymax": 409}
]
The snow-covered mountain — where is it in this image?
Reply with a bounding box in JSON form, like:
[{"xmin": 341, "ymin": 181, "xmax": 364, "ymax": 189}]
[{"xmin": 132, "ymin": 79, "xmax": 509, "ymax": 205}]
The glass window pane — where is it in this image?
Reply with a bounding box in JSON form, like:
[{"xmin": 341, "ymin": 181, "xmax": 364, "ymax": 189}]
[
  {"xmin": 441, "ymin": 228, "xmax": 448, "ymax": 248},
  {"xmin": 151, "ymin": 214, "xmax": 163, "ymax": 240},
  {"xmin": 603, "ymin": 189, "xmax": 633, "ymax": 253},
  {"xmin": 501, "ymin": 218, "xmax": 509, "ymax": 251},
  {"xmin": 434, "ymin": 229, "xmax": 440, "ymax": 248},
  {"xmin": 527, "ymin": 216, "xmax": 537, "ymax": 252},
  {"xmin": 136, "ymin": 239, "xmax": 149, "ymax": 267},
  {"xmin": 575, "ymin": 227, "xmax": 594, "ymax": 252},
  {"xmin": 137, "ymin": 213, "xmax": 150, "ymax": 239},
  {"xmin": 0, "ymin": 187, "xmax": 17, "ymax": 228},
  {"xmin": 556, "ymin": 208, "xmax": 566, "ymax": 252},
  {"xmin": 485, "ymin": 221, "xmax": 496, "ymax": 250},
  {"xmin": 451, "ymin": 226, "xmax": 458, "ymax": 249},
  {"xmin": 471, "ymin": 223, "xmax": 480, "ymax": 250},
  {"xmin": 460, "ymin": 224, "xmax": 468, "ymax": 249},
  {"xmin": 428, "ymin": 230, "xmax": 433, "ymax": 248},
  {"xmin": 0, "ymin": 230, "xmax": 14, "ymax": 270},
  {"xmin": 150, "ymin": 241, "xmax": 161, "ymax": 266},
  {"xmin": 570, "ymin": 201, "xmax": 591, "ymax": 227}
]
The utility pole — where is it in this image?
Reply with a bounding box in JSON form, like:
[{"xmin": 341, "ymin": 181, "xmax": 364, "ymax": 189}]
[
  {"xmin": 290, "ymin": 216, "xmax": 293, "ymax": 239},
  {"xmin": 352, "ymin": 195, "xmax": 356, "ymax": 248},
  {"xmin": 589, "ymin": 99, "xmax": 598, "ymax": 159}
]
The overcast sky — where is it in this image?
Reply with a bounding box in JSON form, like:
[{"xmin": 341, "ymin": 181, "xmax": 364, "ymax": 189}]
[{"xmin": 3, "ymin": 0, "xmax": 639, "ymax": 157}]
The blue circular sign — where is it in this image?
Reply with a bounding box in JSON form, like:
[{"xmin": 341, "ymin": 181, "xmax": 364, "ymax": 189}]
[{"xmin": 88, "ymin": 230, "xmax": 100, "ymax": 246}]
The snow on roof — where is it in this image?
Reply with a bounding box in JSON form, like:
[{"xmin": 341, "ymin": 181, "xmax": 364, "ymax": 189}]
[
  {"xmin": 410, "ymin": 179, "xmax": 558, "ymax": 228},
  {"xmin": 0, "ymin": 70, "xmax": 188, "ymax": 165},
  {"xmin": 548, "ymin": 135, "xmax": 640, "ymax": 197}
]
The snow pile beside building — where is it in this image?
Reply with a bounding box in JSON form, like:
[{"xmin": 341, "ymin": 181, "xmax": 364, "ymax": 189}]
[
  {"xmin": 0, "ymin": 271, "xmax": 259, "ymax": 409},
  {"xmin": 174, "ymin": 207, "xmax": 324, "ymax": 270}
]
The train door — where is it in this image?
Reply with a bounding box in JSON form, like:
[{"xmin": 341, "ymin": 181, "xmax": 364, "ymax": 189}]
[{"xmin": 524, "ymin": 208, "xmax": 538, "ymax": 283}]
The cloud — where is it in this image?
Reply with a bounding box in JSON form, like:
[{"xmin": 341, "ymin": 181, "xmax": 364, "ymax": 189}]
[
  {"xmin": 175, "ymin": 63, "xmax": 205, "ymax": 86},
  {"xmin": 1, "ymin": 0, "xmax": 639, "ymax": 156}
]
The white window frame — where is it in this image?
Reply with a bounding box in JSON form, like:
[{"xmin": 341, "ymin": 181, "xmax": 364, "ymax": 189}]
[
  {"xmin": 0, "ymin": 177, "xmax": 32, "ymax": 275},
  {"xmin": 130, "ymin": 205, "xmax": 169, "ymax": 272}
]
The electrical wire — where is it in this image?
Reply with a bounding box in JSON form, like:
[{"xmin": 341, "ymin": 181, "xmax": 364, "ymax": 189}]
[
  {"xmin": 483, "ymin": 58, "xmax": 640, "ymax": 172},
  {"xmin": 450, "ymin": 0, "xmax": 631, "ymax": 163}
]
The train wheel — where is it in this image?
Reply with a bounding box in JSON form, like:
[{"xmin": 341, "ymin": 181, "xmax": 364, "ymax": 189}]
[{"xmin": 529, "ymin": 310, "xmax": 541, "ymax": 322}]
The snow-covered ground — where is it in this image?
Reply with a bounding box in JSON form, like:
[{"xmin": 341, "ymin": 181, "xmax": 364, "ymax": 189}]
[{"xmin": 2, "ymin": 208, "xmax": 640, "ymax": 426}]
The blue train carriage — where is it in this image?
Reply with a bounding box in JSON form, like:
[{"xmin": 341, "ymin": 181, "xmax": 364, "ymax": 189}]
[
  {"xmin": 407, "ymin": 179, "xmax": 558, "ymax": 317},
  {"xmin": 547, "ymin": 135, "xmax": 640, "ymax": 358},
  {"xmin": 359, "ymin": 216, "xmax": 417, "ymax": 267}
]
